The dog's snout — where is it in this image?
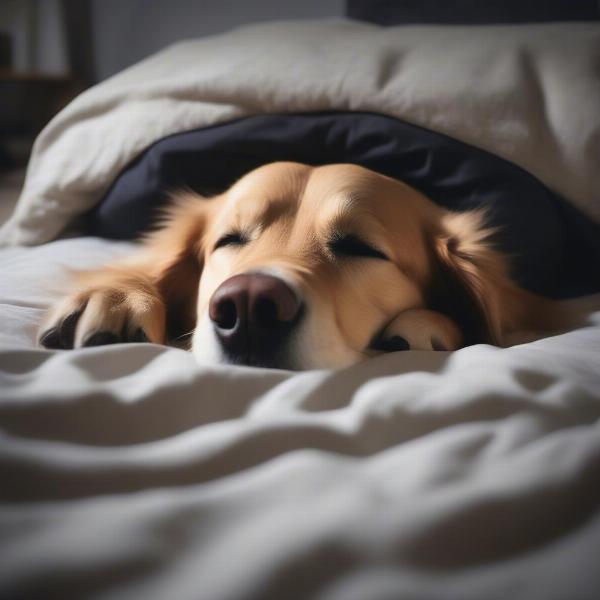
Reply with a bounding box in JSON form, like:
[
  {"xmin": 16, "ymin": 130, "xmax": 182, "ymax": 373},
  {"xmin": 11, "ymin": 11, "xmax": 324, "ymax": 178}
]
[{"xmin": 209, "ymin": 274, "xmax": 301, "ymax": 364}]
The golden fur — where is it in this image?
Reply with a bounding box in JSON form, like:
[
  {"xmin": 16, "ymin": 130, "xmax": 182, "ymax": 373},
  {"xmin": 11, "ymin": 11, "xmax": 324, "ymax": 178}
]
[{"xmin": 39, "ymin": 162, "xmax": 572, "ymax": 369}]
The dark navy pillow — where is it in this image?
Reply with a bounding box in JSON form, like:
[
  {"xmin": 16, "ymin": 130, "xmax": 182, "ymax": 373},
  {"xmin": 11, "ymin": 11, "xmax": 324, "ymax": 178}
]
[{"xmin": 88, "ymin": 112, "xmax": 600, "ymax": 299}]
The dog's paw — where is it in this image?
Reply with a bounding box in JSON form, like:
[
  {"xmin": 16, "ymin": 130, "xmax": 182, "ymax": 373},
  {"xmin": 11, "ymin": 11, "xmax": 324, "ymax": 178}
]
[
  {"xmin": 38, "ymin": 285, "xmax": 165, "ymax": 350},
  {"xmin": 377, "ymin": 308, "xmax": 462, "ymax": 352}
]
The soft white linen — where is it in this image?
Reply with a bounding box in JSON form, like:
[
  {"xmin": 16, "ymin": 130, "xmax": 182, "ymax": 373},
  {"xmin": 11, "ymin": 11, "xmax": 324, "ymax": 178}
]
[
  {"xmin": 1, "ymin": 238, "xmax": 600, "ymax": 600},
  {"xmin": 2, "ymin": 19, "xmax": 600, "ymax": 246}
]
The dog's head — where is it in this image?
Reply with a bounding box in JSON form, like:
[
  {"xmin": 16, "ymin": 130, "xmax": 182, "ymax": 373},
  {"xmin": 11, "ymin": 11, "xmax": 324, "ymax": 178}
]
[{"xmin": 160, "ymin": 162, "xmax": 532, "ymax": 369}]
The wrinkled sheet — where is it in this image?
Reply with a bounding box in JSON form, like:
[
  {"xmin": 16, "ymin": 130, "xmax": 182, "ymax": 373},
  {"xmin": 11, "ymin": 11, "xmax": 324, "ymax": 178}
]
[
  {"xmin": 2, "ymin": 20, "xmax": 600, "ymax": 246},
  {"xmin": 1, "ymin": 238, "xmax": 600, "ymax": 600}
]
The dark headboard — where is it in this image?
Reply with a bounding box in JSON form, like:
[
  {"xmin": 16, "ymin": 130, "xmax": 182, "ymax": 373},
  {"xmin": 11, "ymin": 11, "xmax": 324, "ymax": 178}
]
[{"xmin": 346, "ymin": 0, "xmax": 600, "ymax": 25}]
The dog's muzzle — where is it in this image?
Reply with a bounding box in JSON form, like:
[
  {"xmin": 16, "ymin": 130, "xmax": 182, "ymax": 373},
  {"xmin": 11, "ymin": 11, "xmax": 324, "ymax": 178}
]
[{"xmin": 209, "ymin": 273, "xmax": 302, "ymax": 367}]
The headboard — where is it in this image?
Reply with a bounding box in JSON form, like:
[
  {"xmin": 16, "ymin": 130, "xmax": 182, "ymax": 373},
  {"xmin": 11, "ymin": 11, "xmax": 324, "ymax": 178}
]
[{"xmin": 346, "ymin": 0, "xmax": 600, "ymax": 25}]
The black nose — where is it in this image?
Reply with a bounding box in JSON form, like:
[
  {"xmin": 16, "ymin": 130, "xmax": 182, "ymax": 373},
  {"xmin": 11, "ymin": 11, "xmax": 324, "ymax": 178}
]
[{"xmin": 209, "ymin": 273, "xmax": 301, "ymax": 364}]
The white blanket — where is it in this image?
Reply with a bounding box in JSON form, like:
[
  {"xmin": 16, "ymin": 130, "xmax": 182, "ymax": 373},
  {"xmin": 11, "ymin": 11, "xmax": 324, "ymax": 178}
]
[
  {"xmin": 1, "ymin": 19, "xmax": 600, "ymax": 245},
  {"xmin": 1, "ymin": 239, "xmax": 600, "ymax": 600}
]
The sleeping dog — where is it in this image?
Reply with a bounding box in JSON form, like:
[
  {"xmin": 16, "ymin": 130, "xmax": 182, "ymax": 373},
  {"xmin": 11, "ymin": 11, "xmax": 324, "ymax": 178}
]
[{"xmin": 38, "ymin": 162, "xmax": 571, "ymax": 369}]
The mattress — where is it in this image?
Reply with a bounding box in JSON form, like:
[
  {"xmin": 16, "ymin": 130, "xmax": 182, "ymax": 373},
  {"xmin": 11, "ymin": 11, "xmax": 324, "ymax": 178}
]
[{"xmin": 2, "ymin": 17, "xmax": 600, "ymax": 600}]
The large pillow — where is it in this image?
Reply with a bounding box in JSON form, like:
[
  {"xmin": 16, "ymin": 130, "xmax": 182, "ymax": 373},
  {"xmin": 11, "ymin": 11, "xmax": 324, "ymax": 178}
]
[
  {"xmin": 90, "ymin": 112, "xmax": 600, "ymax": 299},
  {"xmin": 1, "ymin": 19, "xmax": 600, "ymax": 247}
]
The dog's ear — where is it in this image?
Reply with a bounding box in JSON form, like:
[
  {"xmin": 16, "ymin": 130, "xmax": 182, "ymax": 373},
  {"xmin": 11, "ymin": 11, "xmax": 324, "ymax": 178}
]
[
  {"xmin": 140, "ymin": 192, "xmax": 215, "ymax": 341},
  {"xmin": 428, "ymin": 209, "xmax": 570, "ymax": 348},
  {"xmin": 378, "ymin": 308, "xmax": 463, "ymax": 351},
  {"xmin": 428, "ymin": 210, "xmax": 513, "ymax": 346}
]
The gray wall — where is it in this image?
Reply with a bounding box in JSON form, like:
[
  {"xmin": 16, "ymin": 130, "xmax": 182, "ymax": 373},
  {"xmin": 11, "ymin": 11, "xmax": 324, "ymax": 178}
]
[
  {"xmin": 0, "ymin": 0, "xmax": 344, "ymax": 80},
  {"xmin": 92, "ymin": 0, "xmax": 344, "ymax": 81},
  {"xmin": 0, "ymin": 0, "xmax": 67, "ymax": 74}
]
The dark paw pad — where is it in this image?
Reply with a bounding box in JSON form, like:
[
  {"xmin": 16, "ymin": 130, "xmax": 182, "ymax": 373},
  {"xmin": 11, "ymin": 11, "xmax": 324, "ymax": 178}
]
[
  {"xmin": 39, "ymin": 327, "xmax": 61, "ymax": 349},
  {"xmin": 40, "ymin": 310, "xmax": 83, "ymax": 349},
  {"xmin": 82, "ymin": 332, "xmax": 121, "ymax": 347},
  {"xmin": 374, "ymin": 336, "xmax": 410, "ymax": 353},
  {"xmin": 58, "ymin": 311, "xmax": 81, "ymax": 348},
  {"xmin": 129, "ymin": 328, "xmax": 149, "ymax": 343}
]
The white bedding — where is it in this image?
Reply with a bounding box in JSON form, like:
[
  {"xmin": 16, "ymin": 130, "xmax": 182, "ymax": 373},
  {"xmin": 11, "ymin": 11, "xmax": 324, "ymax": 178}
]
[
  {"xmin": 2, "ymin": 19, "xmax": 600, "ymax": 245},
  {"xmin": 1, "ymin": 238, "xmax": 600, "ymax": 600}
]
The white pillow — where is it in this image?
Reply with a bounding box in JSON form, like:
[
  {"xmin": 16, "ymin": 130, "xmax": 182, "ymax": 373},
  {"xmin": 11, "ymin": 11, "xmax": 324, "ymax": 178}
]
[{"xmin": 2, "ymin": 19, "xmax": 599, "ymax": 245}]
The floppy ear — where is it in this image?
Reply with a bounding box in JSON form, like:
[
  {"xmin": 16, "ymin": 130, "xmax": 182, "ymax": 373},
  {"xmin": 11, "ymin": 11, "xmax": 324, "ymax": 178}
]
[
  {"xmin": 134, "ymin": 191, "xmax": 214, "ymax": 340},
  {"xmin": 428, "ymin": 210, "xmax": 521, "ymax": 346},
  {"xmin": 379, "ymin": 308, "xmax": 463, "ymax": 351}
]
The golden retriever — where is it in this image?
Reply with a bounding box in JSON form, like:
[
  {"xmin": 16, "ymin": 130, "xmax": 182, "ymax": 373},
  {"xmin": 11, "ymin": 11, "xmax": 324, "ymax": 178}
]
[{"xmin": 38, "ymin": 162, "xmax": 572, "ymax": 369}]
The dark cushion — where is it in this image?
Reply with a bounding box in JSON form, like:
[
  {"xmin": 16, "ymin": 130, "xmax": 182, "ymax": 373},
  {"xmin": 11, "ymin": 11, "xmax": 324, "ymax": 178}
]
[
  {"xmin": 346, "ymin": 0, "xmax": 600, "ymax": 25},
  {"xmin": 88, "ymin": 112, "xmax": 600, "ymax": 299}
]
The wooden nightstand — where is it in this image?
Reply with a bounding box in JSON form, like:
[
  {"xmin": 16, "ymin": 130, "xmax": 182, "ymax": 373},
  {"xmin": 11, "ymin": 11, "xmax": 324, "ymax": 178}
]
[{"xmin": 0, "ymin": 0, "xmax": 94, "ymax": 169}]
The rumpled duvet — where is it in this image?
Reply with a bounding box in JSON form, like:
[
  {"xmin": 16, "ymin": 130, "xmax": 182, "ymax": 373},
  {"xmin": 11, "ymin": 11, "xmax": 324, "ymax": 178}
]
[
  {"xmin": 1, "ymin": 19, "xmax": 600, "ymax": 245},
  {"xmin": 1, "ymin": 18, "xmax": 600, "ymax": 600}
]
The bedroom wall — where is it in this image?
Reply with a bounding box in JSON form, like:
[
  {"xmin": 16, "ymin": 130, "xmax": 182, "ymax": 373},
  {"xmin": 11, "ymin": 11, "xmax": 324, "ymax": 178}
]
[
  {"xmin": 0, "ymin": 0, "xmax": 67, "ymax": 74},
  {"xmin": 91, "ymin": 0, "xmax": 345, "ymax": 81}
]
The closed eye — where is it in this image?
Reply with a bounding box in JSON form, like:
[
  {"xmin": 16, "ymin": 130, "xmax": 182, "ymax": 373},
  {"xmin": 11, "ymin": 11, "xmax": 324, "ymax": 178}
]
[
  {"xmin": 329, "ymin": 235, "xmax": 389, "ymax": 260},
  {"xmin": 214, "ymin": 232, "xmax": 247, "ymax": 251}
]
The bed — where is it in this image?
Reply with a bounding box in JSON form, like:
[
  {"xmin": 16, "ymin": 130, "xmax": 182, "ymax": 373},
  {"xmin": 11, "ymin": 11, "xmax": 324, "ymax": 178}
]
[{"xmin": 1, "ymin": 7, "xmax": 600, "ymax": 600}]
